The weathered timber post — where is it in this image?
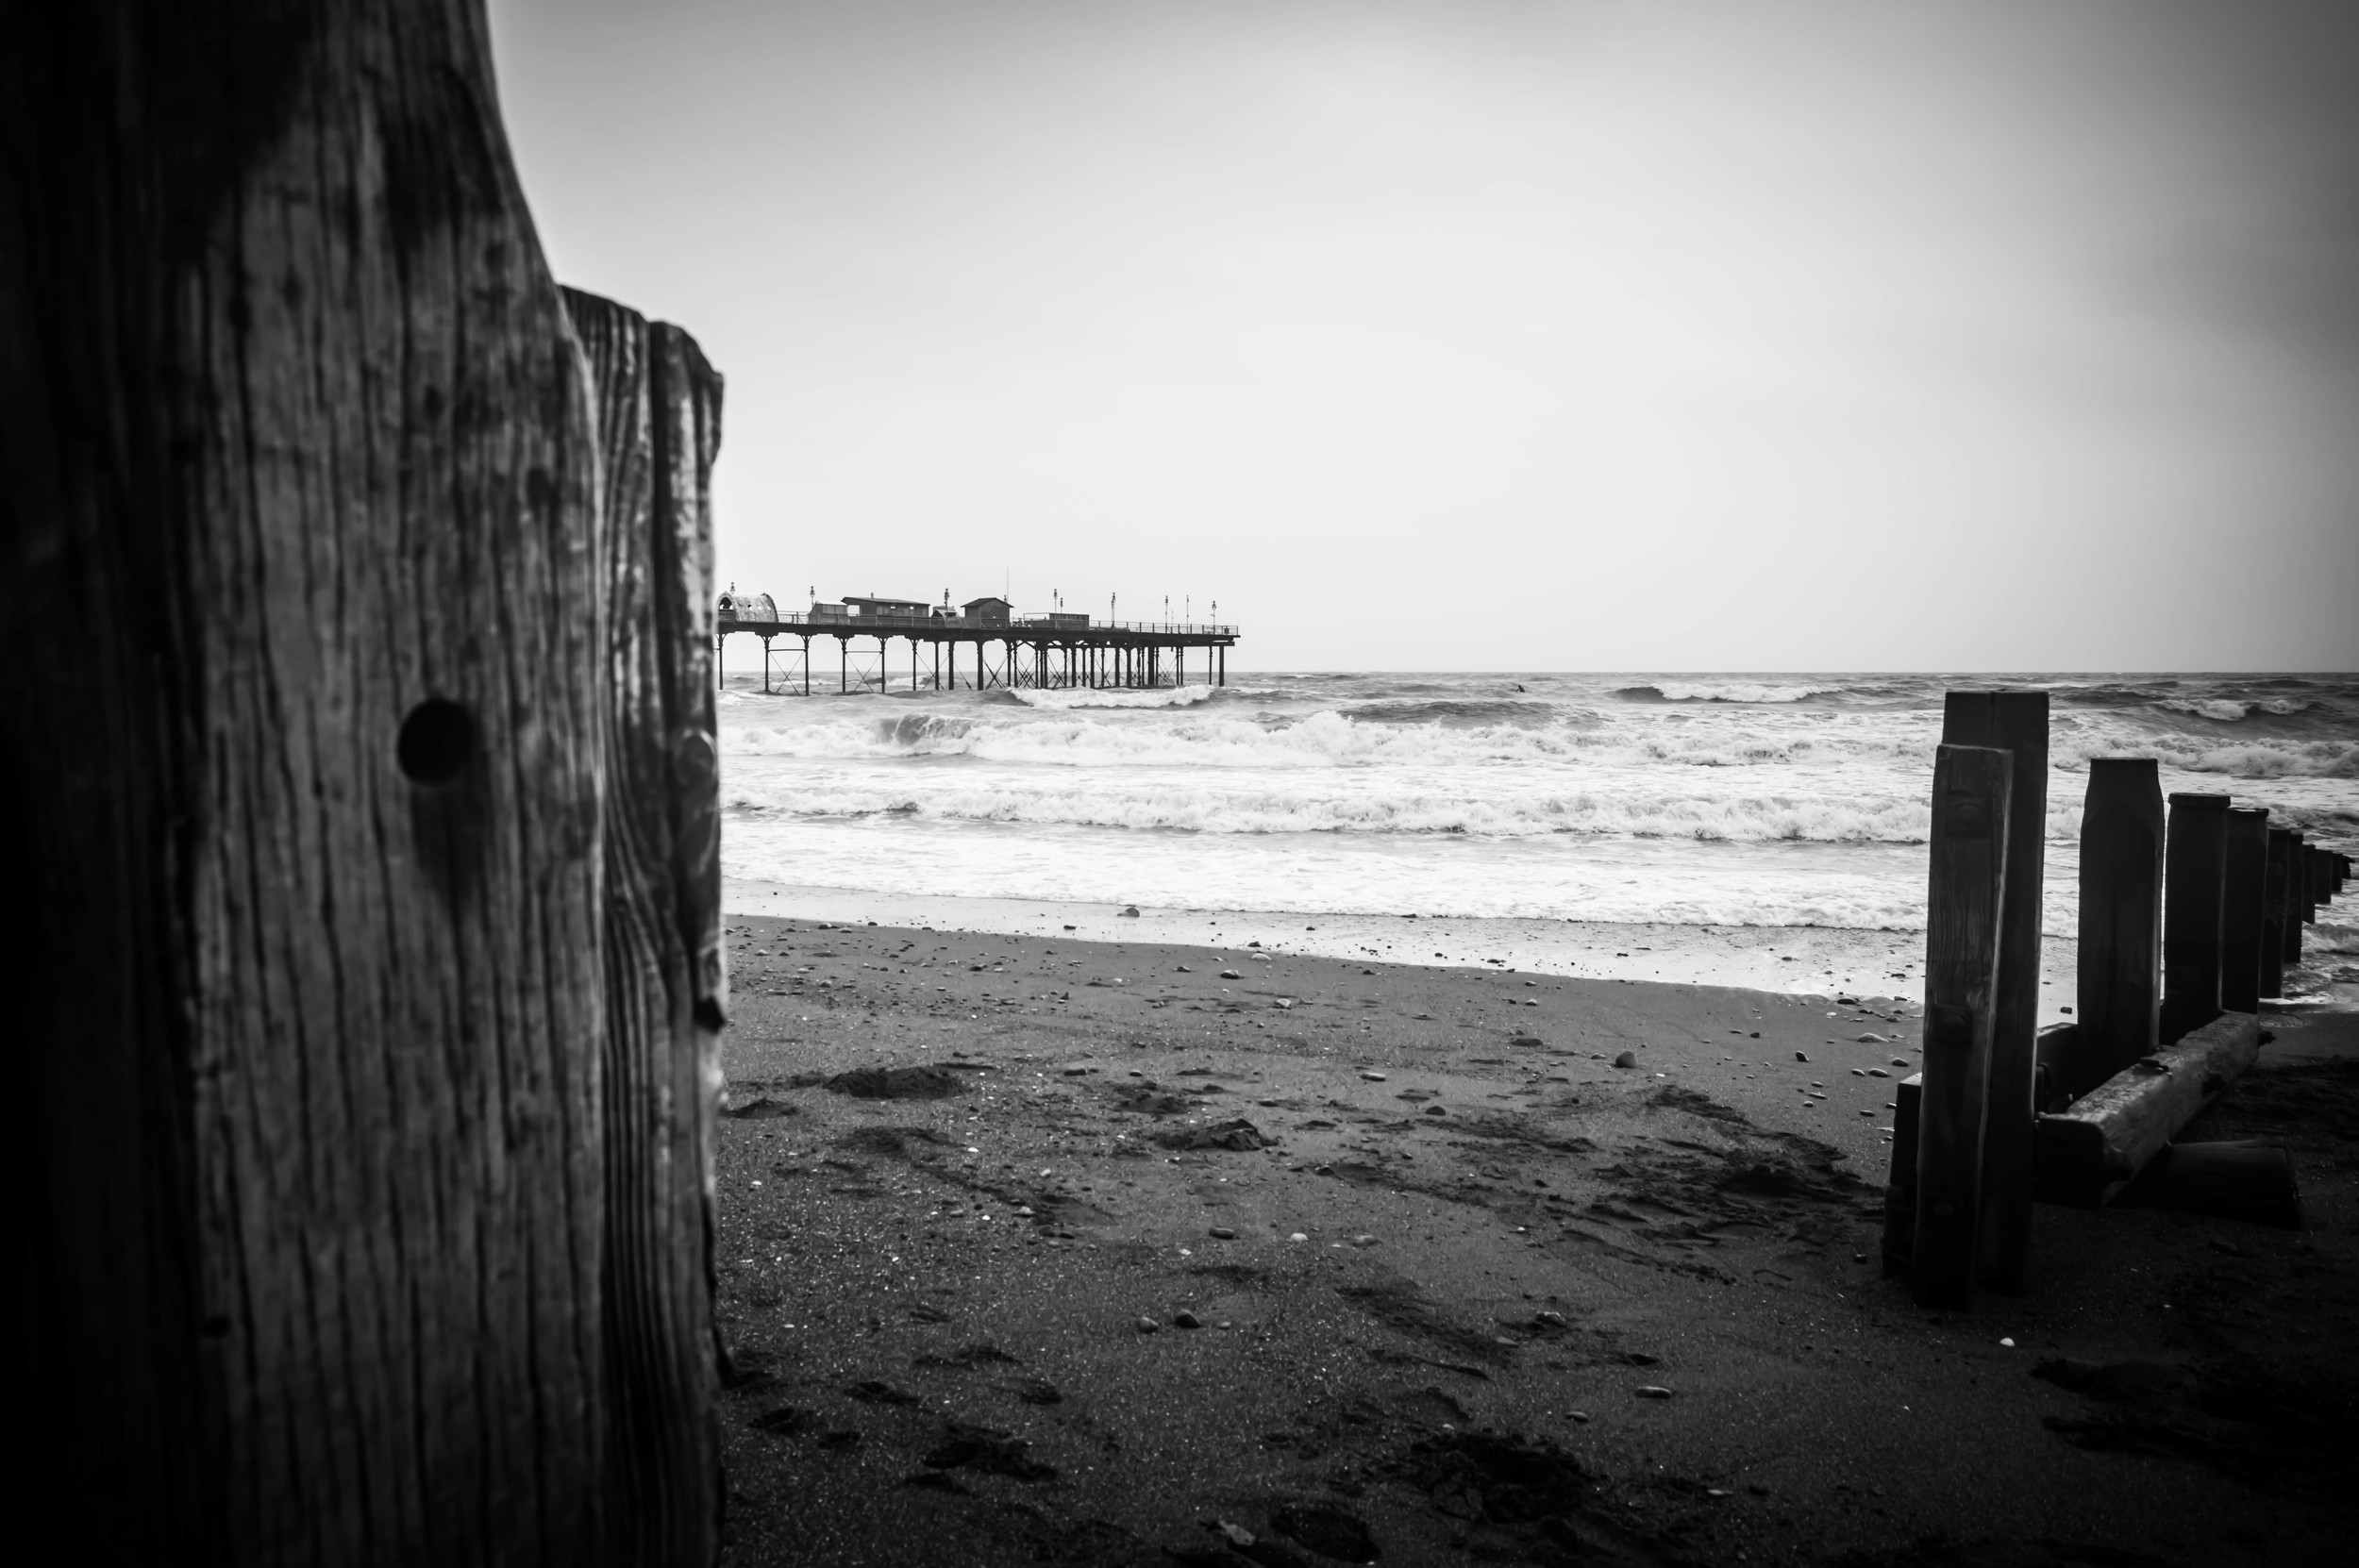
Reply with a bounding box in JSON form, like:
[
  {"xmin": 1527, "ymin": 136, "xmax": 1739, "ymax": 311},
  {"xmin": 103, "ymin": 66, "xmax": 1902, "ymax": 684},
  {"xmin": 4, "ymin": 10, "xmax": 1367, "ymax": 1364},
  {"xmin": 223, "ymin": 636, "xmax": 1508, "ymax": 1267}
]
[
  {"xmin": 2283, "ymin": 831, "xmax": 2307, "ymax": 964},
  {"xmin": 6, "ymin": 7, "xmax": 721, "ymax": 1561},
  {"xmin": 561, "ymin": 289, "xmax": 727, "ymax": 1566},
  {"xmin": 2261, "ymin": 828, "xmax": 2294, "ymax": 998},
  {"xmin": 2161, "ymin": 793, "xmax": 2230, "ymax": 1041},
  {"xmin": 1913, "ymin": 744, "xmax": 2015, "ymax": 1309},
  {"xmin": 2073, "ymin": 759, "xmax": 2164, "ymax": 1095},
  {"xmin": 2221, "ymin": 808, "xmax": 2270, "ymax": 1014},
  {"xmin": 1881, "ymin": 1072, "xmax": 1926, "ymax": 1271},
  {"xmin": 1939, "ymin": 691, "xmax": 2047, "ymax": 1291}
]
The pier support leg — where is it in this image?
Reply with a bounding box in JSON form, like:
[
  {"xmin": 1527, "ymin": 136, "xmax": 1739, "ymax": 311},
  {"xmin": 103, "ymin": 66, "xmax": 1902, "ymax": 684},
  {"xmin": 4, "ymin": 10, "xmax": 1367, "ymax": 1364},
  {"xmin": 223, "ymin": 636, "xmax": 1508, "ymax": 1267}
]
[
  {"xmin": 1939, "ymin": 690, "xmax": 2047, "ymax": 1293},
  {"xmin": 761, "ymin": 636, "xmax": 772, "ymax": 694},
  {"xmin": 802, "ymin": 637, "xmax": 811, "ymax": 696},
  {"xmin": 2161, "ymin": 792, "xmax": 2230, "ymax": 1042},
  {"xmin": 840, "ymin": 637, "xmax": 847, "ymax": 694},
  {"xmin": 2074, "ymin": 758, "xmax": 2163, "ymax": 1094},
  {"xmin": 716, "ymin": 633, "xmax": 725, "ymax": 690},
  {"xmin": 2222, "ymin": 807, "xmax": 2269, "ymax": 1013}
]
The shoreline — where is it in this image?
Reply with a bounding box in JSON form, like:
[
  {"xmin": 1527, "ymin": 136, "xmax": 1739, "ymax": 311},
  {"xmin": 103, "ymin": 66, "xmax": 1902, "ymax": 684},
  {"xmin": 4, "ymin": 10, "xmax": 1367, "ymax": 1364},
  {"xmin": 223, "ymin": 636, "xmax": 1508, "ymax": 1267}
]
[{"xmin": 724, "ymin": 878, "xmax": 2090, "ymax": 1023}]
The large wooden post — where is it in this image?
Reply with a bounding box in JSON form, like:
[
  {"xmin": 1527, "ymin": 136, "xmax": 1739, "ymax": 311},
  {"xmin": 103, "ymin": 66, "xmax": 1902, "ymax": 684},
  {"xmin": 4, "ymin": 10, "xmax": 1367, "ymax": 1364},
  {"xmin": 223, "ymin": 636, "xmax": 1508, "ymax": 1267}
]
[
  {"xmin": 2072, "ymin": 759, "xmax": 2164, "ymax": 1095},
  {"xmin": 2220, "ymin": 808, "xmax": 2269, "ymax": 1014},
  {"xmin": 4, "ymin": 8, "xmax": 722, "ymax": 1560},
  {"xmin": 2261, "ymin": 827, "xmax": 2294, "ymax": 998},
  {"xmin": 561, "ymin": 291, "xmax": 727, "ymax": 1566},
  {"xmin": 2162, "ymin": 793, "xmax": 2230, "ymax": 1041},
  {"xmin": 1939, "ymin": 691, "xmax": 2047, "ymax": 1292},
  {"xmin": 1913, "ymin": 744, "xmax": 2014, "ymax": 1309}
]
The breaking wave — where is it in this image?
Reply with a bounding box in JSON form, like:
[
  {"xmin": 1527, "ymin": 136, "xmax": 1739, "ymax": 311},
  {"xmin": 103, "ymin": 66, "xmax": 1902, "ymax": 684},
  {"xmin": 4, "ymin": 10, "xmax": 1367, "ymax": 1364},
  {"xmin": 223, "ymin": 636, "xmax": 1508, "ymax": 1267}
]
[{"xmin": 1613, "ymin": 681, "xmax": 1849, "ymax": 705}]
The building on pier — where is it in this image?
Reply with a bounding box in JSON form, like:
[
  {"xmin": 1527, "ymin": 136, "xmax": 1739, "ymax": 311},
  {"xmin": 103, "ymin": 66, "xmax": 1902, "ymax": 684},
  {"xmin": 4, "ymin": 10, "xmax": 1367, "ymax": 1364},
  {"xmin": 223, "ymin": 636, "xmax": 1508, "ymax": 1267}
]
[
  {"xmin": 844, "ymin": 594, "xmax": 932, "ymax": 619},
  {"xmin": 711, "ymin": 587, "xmax": 1237, "ymax": 695}
]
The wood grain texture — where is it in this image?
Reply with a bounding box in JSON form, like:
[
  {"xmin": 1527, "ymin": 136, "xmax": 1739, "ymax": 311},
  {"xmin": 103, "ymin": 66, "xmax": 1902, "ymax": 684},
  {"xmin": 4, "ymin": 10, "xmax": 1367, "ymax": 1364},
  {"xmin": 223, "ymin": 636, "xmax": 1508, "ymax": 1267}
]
[
  {"xmin": 2031, "ymin": 1011, "xmax": 2260, "ymax": 1208},
  {"xmin": 1880, "ymin": 1072, "xmax": 1924, "ymax": 1273},
  {"xmin": 561, "ymin": 288, "xmax": 726, "ymax": 1566},
  {"xmin": 2283, "ymin": 831, "xmax": 2306, "ymax": 960},
  {"xmin": 1938, "ymin": 692, "xmax": 2046, "ymax": 1293},
  {"xmin": 2220, "ymin": 808, "xmax": 2268, "ymax": 1014},
  {"xmin": 7, "ymin": 6, "xmax": 717, "ymax": 1561},
  {"xmin": 2072, "ymin": 759, "xmax": 2163, "ymax": 1097},
  {"xmin": 2261, "ymin": 827, "xmax": 2293, "ymax": 999},
  {"xmin": 2160, "ymin": 793, "xmax": 2229, "ymax": 1043},
  {"xmin": 1911, "ymin": 743, "xmax": 2012, "ymax": 1309}
]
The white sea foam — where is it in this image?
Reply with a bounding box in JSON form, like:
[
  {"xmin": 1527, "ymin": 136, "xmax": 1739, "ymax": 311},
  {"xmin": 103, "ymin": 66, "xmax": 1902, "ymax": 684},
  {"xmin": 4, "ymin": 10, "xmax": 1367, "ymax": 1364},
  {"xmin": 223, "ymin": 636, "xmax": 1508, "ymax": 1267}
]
[
  {"xmin": 1640, "ymin": 681, "xmax": 1849, "ymax": 704},
  {"xmin": 712, "ymin": 670, "xmax": 2357, "ymax": 937},
  {"xmin": 2155, "ymin": 696, "xmax": 2319, "ymax": 722},
  {"xmin": 1007, "ymin": 684, "xmax": 1232, "ymax": 711}
]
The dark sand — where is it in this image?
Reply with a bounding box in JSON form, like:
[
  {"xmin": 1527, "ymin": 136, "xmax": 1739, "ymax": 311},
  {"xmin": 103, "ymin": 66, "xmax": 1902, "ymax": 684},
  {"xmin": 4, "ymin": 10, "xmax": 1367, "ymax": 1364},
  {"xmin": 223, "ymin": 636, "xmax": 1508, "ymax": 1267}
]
[{"xmin": 711, "ymin": 917, "xmax": 2358, "ymax": 1566}]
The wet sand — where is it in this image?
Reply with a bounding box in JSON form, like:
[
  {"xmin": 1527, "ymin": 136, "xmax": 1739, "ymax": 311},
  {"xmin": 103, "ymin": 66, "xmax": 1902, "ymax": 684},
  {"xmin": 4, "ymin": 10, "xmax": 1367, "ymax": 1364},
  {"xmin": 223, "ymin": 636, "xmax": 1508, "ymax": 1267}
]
[
  {"xmin": 711, "ymin": 917, "xmax": 2358, "ymax": 1567},
  {"xmin": 724, "ymin": 879, "xmax": 2085, "ymax": 1022}
]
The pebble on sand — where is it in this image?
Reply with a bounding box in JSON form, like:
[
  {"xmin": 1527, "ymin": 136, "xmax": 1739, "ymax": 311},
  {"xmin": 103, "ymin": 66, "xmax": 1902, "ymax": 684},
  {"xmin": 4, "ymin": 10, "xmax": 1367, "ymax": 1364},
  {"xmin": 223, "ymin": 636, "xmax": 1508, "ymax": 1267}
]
[
  {"xmin": 1794, "ymin": 1051, "xmax": 1810, "ymax": 1062},
  {"xmin": 1289, "ymin": 1232, "xmax": 1309, "ymax": 1243},
  {"xmin": 1174, "ymin": 1310, "xmax": 1201, "ymax": 1329},
  {"xmin": 1613, "ymin": 1051, "xmax": 1638, "ymax": 1068},
  {"xmin": 1634, "ymin": 1386, "xmax": 1674, "ymax": 1399},
  {"xmin": 1209, "ymin": 1226, "xmax": 1237, "ymax": 1240},
  {"xmin": 1361, "ymin": 1071, "xmax": 1388, "ymax": 1081},
  {"xmin": 1135, "ymin": 1316, "xmax": 1160, "ymax": 1333}
]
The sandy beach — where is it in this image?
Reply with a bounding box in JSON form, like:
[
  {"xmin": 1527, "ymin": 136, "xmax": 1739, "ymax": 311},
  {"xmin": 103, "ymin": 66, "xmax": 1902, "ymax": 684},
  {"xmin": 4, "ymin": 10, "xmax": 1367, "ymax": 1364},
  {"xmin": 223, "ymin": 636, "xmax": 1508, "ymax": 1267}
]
[{"xmin": 711, "ymin": 914, "xmax": 2357, "ymax": 1567}]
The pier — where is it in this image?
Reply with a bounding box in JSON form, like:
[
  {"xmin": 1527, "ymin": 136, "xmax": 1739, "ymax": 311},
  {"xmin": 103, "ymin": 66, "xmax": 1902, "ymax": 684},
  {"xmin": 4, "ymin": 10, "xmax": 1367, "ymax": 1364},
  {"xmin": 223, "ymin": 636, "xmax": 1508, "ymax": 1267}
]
[{"xmin": 714, "ymin": 592, "xmax": 1239, "ymax": 693}]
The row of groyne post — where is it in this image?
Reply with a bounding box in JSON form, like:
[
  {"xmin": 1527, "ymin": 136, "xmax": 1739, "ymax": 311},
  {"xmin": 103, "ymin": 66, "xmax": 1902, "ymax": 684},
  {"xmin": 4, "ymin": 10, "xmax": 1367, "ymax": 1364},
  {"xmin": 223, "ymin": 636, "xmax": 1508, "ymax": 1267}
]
[{"xmin": 1882, "ymin": 690, "xmax": 2350, "ymax": 1308}]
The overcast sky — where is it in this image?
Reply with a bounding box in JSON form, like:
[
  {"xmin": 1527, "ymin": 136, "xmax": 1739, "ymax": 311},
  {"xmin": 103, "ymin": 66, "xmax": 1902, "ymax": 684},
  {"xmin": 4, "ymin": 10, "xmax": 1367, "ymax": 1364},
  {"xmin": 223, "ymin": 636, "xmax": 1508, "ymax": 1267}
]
[{"xmin": 490, "ymin": 0, "xmax": 2358, "ymax": 672}]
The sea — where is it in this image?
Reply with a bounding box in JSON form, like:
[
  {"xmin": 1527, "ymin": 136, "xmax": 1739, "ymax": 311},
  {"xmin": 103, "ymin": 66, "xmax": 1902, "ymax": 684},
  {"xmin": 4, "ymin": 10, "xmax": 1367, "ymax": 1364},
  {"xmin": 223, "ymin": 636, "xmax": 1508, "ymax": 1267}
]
[{"xmin": 716, "ymin": 672, "xmax": 2359, "ymax": 1007}]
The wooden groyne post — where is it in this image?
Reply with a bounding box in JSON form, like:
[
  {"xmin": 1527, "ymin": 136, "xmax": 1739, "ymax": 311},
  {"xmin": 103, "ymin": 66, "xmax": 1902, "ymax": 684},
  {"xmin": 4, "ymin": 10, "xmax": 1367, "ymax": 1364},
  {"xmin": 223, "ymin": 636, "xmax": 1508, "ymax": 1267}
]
[
  {"xmin": 1939, "ymin": 691, "xmax": 2048, "ymax": 1293},
  {"xmin": 1912, "ymin": 743, "xmax": 2015, "ymax": 1308},
  {"xmin": 2161, "ymin": 792, "xmax": 2230, "ymax": 1042},
  {"xmin": 6, "ymin": 6, "xmax": 724, "ymax": 1560},
  {"xmin": 2072, "ymin": 758, "xmax": 2164, "ymax": 1096},
  {"xmin": 2261, "ymin": 827, "xmax": 2295, "ymax": 998},
  {"xmin": 2221, "ymin": 807, "xmax": 2270, "ymax": 1013},
  {"xmin": 2283, "ymin": 830, "xmax": 2308, "ymax": 966}
]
